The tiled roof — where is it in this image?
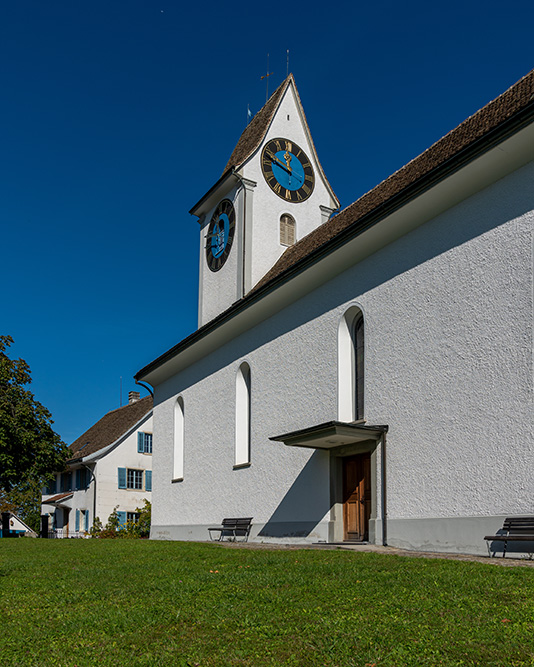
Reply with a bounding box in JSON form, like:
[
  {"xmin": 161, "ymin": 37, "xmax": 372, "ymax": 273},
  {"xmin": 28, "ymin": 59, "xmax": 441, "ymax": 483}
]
[
  {"xmin": 68, "ymin": 396, "xmax": 153, "ymax": 460},
  {"xmin": 135, "ymin": 68, "xmax": 534, "ymax": 382},
  {"xmin": 44, "ymin": 492, "xmax": 73, "ymax": 504},
  {"xmin": 222, "ymin": 76, "xmax": 291, "ymax": 175},
  {"xmin": 253, "ymin": 68, "xmax": 534, "ymax": 292}
]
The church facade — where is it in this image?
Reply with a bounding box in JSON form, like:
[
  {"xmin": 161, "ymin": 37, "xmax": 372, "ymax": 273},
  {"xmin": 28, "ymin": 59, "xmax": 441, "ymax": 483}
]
[{"xmin": 136, "ymin": 72, "xmax": 534, "ymax": 555}]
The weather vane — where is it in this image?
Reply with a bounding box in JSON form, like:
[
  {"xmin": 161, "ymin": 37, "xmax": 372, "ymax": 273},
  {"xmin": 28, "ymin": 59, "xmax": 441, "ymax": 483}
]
[{"xmin": 261, "ymin": 53, "xmax": 273, "ymax": 103}]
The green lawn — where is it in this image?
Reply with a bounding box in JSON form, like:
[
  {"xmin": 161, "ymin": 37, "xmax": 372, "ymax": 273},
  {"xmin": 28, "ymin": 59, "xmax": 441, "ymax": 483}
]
[{"xmin": 1, "ymin": 540, "xmax": 533, "ymax": 666}]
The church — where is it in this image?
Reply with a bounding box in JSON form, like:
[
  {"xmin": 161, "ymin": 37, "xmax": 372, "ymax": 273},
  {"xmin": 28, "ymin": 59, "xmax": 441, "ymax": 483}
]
[{"xmin": 136, "ymin": 70, "xmax": 533, "ymax": 555}]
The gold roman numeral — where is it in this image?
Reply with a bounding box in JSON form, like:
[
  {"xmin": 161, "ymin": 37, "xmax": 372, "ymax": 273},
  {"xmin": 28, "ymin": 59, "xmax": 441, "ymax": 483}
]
[
  {"xmin": 274, "ymin": 183, "xmax": 282, "ymax": 194},
  {"xmin": 302, "ymin": 183, "xmax": 311, "ymax": 195},
  {"xmin": 285, "ymin": 140, "xmax": 292, "ymax": 152},
  {"xmin": 275, "ymin": 140, "xmax": 282, "ymax": 151},
  {"xmin": 285, "ymin": 189, "xmax": 291, "ymax": 200}
]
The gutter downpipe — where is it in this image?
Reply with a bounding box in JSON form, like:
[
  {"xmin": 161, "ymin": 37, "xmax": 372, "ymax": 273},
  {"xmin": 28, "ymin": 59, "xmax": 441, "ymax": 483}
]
[
  {"xmin": 381, "ymin": 431, "xmax": 388, "ymax": 546},
  {"xmin": 82, "ymin": 464, "xmax": 97, "ymax": 527},
  {"xmin": 231, "ymin": 169, "xmax": 247, "ymax": 298}
]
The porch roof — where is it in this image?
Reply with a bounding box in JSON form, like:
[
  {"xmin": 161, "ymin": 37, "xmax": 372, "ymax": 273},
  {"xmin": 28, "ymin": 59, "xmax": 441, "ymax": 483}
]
[
  {"xmin": 270, "ymin": 421, "xmax": 388, "ymax": 450},
  {"xmin": 42, "ymin": 492, "xmax": 73, "ymax": 506}
]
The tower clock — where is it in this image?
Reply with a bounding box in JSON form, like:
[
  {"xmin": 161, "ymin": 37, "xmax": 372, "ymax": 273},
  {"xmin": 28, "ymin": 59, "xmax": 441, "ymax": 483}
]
[{"xmin": 205, "ymin": 199, "xmax": 236, "ymax": 272}]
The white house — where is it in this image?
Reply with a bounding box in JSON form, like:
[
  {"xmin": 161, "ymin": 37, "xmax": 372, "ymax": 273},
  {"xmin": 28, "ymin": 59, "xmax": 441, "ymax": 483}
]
[
  {"xmin": 1, "ymin": 512, "xmax": 37, "ymax": 538},
  {"xmin": 136, "ymin": 71, "xmax": 533, "ymax": 555},
  {"xmin": 42, "ymin": 392, "xmax": 153, "ymax": 536}
]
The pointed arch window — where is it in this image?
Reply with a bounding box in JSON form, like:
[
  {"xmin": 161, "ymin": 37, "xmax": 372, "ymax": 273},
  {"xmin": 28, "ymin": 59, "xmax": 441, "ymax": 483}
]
[
  {"xmin": 338, "ymin": 307, "xmax": 364, "ymax": 421},
  {"xmin": 280, "ymin": 214, "xmax": 296, "ymax": 246},
  {"xmin": 235, "ymin": 362, "xmax": 251, "ymax": 467},
  {"xmin": 173, "ymin": 397, "xmax": 184, "ymax": 481}
]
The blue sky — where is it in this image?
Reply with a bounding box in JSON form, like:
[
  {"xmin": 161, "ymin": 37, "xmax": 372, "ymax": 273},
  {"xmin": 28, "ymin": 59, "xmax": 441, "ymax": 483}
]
[{"xmin": 2, "ymin": 1, "xmax": 533, "ymax": 444}]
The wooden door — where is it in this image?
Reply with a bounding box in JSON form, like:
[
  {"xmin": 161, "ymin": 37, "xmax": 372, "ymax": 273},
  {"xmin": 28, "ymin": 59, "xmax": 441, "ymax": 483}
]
[{"xmin": 343, "ymin": 454, "xmax": 371, "ymax": 541}]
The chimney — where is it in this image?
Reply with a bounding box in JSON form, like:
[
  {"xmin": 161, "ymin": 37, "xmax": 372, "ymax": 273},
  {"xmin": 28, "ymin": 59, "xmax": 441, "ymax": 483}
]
[{"xmin": 128, "ymin": 391, "xmax": 141, "ymax": 404}]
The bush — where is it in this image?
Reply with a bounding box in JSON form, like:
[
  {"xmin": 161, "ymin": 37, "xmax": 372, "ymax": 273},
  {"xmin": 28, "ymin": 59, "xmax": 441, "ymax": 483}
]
[{"xmin": 93, "ymin": 501, "xmax": 151, "ymax": 539}]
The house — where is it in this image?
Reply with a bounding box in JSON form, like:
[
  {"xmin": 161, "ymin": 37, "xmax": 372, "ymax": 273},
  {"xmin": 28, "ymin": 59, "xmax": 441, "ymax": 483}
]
[
  {"xmin": 42, "ymin": 392, "xmax": 153, "ymax": 537},
  {"xmin": 135, "ymin": 71, "xmax": 533, "ymax": 555},
  {"xmin": 1, "ymin": 512, "xmax": 37, "ymax": 538}
]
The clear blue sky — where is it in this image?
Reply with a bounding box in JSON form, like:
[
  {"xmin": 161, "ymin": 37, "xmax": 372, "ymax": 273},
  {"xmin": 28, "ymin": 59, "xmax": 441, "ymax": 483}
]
[{"xmin": 2, "ymin": 0, "xmax": 533, "ymax": 444}]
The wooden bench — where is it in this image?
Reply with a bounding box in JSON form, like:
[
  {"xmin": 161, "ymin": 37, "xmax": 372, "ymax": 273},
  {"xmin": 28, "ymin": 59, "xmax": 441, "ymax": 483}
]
[
  {"xmin": 208, "ymin": 517, "xmax": 253, "ymax": 542},
  {"xmin": 484, "ymin": 517, "xmax": 534, "ymax": 558}
]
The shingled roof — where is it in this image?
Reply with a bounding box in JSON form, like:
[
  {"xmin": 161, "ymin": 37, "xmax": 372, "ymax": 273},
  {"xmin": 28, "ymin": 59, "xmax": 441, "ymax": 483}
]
[
  {"xmin": 68, "ymin": 395, "xmax": 153, "ymax": 460},
  {"xmin": 222, "ymin": 76, "xmax": 291, "ymax": 175},
  {"xmin": 136, "ymin": 67, "xmax": 534, "ymax": 382},
  {"xmin": 253, "ymin": 68, "xmax": 534, "ymax": 292}
]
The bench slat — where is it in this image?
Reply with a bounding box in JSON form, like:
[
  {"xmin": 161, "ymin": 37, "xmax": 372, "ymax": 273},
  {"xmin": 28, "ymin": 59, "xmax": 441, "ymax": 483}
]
[
  {"xmin": 484, "ymin": 517, "xmax": 534, "ymax": 558},
  {"xmin": 208, "ymin": 517, "xmax": 253, "ymax": 543}
]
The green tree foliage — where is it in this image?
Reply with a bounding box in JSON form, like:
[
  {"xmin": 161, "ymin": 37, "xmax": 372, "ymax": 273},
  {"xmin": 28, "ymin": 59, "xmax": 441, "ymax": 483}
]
[
  {"xmin": 0, "ymin": 478, "xmax": 43, "ymax": 532},
  {"xmin": 136, "ymin": 499, "xmax": 151, "ymax": 537},
  {"xmin": 0, "ymin": 336, "xmax": 68, "ymax": 492}
]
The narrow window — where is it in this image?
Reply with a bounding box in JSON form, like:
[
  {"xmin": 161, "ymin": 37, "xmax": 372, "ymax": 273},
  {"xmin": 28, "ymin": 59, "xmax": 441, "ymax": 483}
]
[
  {"xmin": 338, "ymin": 307, "xmax": 365, "ymax": 421},
  {"xmin": 280, "ymin": 214, "xmax": 296, "ymax": 246},
  {"xmin": 173, "ymin": 397, "xmax": 184, "ymax": 481},
  {"xmin": 354, "ymin": 314, "xmax": 364, "ymax": 420},
  {"xmin": 235, "ymin": 362, "xmax": 251, "ymax": 466}
]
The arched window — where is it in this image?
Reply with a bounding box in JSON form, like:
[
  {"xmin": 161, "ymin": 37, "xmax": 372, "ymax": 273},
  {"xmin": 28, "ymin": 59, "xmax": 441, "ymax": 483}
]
[
  {"xmin": 280, "ymin": 214, "xmax": 296, "ymax": 246},
  {"xmin": 338, "ymin": 307, "xmax": 364, "ymax": 421},
  {"xmin": 235, "ymin": 362, "xmax": 251, "ymax": 466},
  {"xmin": 173, "ymin": 397, "xmax": 184, "ymax": 481}
]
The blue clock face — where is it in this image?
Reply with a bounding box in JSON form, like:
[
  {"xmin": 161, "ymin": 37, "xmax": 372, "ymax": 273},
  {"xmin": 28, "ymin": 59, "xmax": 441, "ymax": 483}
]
[
  {"xmin": 206, "ymin": 199, "xmax": 235, "ymax": 272},
  {"xmin": 261, "ymin": 138, "xmax": 315, "ymax": 202}
]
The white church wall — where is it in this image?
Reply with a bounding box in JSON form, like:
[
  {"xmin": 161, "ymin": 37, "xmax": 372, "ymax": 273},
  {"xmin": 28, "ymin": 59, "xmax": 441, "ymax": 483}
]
[{"xmin": 151, "ymin": 159, "xmax": 533, "ymax": 553}]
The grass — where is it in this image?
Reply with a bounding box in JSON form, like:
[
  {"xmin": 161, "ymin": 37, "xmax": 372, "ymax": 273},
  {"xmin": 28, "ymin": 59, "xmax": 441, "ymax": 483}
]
[{"xmin": 1, "ymin": 540, "xmax": 533, "ymax": 666}]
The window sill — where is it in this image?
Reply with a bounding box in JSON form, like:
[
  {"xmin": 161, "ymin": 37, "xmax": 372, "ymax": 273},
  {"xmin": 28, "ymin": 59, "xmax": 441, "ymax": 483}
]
[
  {"xmin": 233, "ymin": 462, "xmax": 251, "ymax": 470},
  {"xmin": 171, "ymin": 477, "xmax": 184, "ymax": 483}
]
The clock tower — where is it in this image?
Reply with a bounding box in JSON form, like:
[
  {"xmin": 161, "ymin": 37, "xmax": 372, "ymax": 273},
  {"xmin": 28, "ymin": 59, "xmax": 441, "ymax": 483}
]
[{"xmin": 190, "ymin": 74, "xmax": 339, "ymax": 327}]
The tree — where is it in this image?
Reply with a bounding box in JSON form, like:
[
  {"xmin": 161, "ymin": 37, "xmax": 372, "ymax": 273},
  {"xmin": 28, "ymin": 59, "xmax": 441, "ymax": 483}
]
[{"xmin": 0, "ymin": 336, "xmax": 68, "ymax": 493}]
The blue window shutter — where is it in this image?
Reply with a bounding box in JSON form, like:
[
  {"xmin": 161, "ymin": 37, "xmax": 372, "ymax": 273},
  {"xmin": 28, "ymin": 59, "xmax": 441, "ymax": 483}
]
[
  {"xmin": 117, "ymin": 511, "xmax": 126, "ymax": 527},
  {"xmin": 137, "ymin": 432, "xmax": 144, "ymax": 453},
  {"xmin": 84, "ymin": 511, "xmax": 89, "ymax": 531},
  {"xmin": 75, "ymin": 509, "xmax": 80, "ymax": 531},
  {"xmin": 145, "ymin": 470, "xmax": 152, "ymax": 492},
  {"xmin": 118, "ymin": 468, "xmax": 127, "ymax": 489},
  {"xmin": 75, "ymin": 469, "xmax": 81, "ymax": 489}
]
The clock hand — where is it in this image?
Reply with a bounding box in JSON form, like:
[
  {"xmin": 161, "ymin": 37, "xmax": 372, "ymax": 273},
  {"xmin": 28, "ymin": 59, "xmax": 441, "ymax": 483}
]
[{"xmin": 266, "ymin": 149, "xmax": 292, "ymax": 174}]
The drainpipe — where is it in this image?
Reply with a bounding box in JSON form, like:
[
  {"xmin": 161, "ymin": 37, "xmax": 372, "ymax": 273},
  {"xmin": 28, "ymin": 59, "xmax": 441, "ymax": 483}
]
[
  {"xmin": 82, "ymin": 464, "xmax": 97, "ymax": 527},
  {"xmin": 381, "ymin": 432, "xmax": 388, "ymax": 546},
  {"xmin": 231, "ymin": 169, "xmax": 247, "ymax": 298}
]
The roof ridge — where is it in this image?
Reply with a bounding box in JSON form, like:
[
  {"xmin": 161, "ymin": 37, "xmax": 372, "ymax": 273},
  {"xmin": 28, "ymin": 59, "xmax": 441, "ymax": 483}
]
[
  {"xmin": 251, "ymin": 67, "xmax": 534, "ymax": 292},
  {"xmin": 222, "ymin": 74, "xmax": 293, "ymax": 175}
]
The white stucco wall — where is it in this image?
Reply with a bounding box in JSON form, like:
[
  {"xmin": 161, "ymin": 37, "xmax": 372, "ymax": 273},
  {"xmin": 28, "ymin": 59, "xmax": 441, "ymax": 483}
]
[
  {"xmin": 94, "ymin": 414, "xmax": 153, "ymax": 525},
  {"xmin": 151, "ymin": 159, "xmax": 533, "ymax": 553}
]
